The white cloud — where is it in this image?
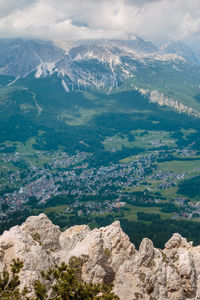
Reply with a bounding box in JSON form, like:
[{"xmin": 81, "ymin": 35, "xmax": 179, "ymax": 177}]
[
  {"xmin": 0, "ymin": 0, "xmax": 38, "ymax": 18},
  {"xmin": 0, "ymin": 0, "xmax": 200, "ymax": 46}
]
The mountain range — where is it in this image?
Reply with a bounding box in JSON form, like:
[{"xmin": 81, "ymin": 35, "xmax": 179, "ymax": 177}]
[
  {"xmin": 1, "ymin": 36, "xmax": 200, "ymax": 114},
  {"xmin": 0, "ymin": 36, "xmax": 200, "ymax": 158}
]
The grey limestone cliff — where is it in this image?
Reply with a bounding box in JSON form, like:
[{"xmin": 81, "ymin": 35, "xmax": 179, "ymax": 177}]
[{"xmin": 0, "ymin": 213, "xmax": 200, "ymax": 300}]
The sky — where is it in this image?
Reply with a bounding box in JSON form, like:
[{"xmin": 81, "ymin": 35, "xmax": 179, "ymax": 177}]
[{"xmin": 0, "ymin": 0, "xmax": 200, "ymax": 47}]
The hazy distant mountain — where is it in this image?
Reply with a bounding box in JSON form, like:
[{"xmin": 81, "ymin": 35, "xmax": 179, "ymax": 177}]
[
  {"xmin": 0, "ymin": 39, "xmax": 64, "ymax": 77},
  {"xmin": 0, "ymin": 36, "xmax": 200, "ymax": 119},
  {"xmin": 0, "ymin": 36, "xmax": 198, "ymax": 83},
  {"xmin": 160, "ymin": 41, "xmax": 199, "ymax": 64}
]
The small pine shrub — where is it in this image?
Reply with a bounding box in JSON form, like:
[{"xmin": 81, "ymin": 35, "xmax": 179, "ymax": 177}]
[
  {"xmin": 0, "ymin": 257, "xmax": 119, "ymax": 299},
  {"xmin": 0, "ymin": 258, "xmax": 24, "ymax": 299}
]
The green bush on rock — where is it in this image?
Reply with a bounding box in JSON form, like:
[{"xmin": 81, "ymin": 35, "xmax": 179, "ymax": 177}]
[{"xmin": 0, "ymin": 259, "xmax": 119, "ymax": 299}]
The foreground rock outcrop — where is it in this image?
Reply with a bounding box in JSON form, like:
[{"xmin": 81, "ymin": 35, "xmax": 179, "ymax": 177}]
[{"xmin": 1, "ymin": 213, "xmax": 200, "ymax": 299}]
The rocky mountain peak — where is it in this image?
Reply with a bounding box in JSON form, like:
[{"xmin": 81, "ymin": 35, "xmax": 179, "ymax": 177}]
[
  {"xmin": 165, "ymin": 232, "xmax": 193, "ymax": 250},
  {"xmin": 1, "ymin": 214, "xmax": 200, "ymax": 299},
  {"xmin": 160, "ymin": 41, "xmax": 199, "ymax": 64}
]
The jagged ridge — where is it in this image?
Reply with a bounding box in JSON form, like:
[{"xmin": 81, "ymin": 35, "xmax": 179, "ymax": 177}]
[
  {"xmin": 0, "ymin": 214, "xmax": 200, "ymax": 299},
  {"xmin": 1, "ymin": 38, "xmax": 200, "ymax": 117}
]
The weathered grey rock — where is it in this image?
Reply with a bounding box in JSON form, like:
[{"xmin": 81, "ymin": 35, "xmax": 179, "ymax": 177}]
[
  {"xmin": 138, "ymin": 238, "xmax": 154, "ymax": 267},
  {"xmin": 0, "ymin": 224, "xmax": 55, "ymax": 294},
  {"xmin": 59, "ymin": 224, "xmax": 91, "ymax": 252},
  {"xmin": 100, "ymin": 221, "xmax": 135, "ymax": 272},
  {"xmin": 21, "ymin": 213, "xmax": 61, "ymax": 251},
  {"xmin": 165, "ymin": 233, "xmax": 192, "ymax": 250},
  {"xmin": 0, "ymin": 214, "xmax": 200, "ymax": 300}
]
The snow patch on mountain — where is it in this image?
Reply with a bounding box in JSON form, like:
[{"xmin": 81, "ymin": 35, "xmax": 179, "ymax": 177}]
[
  {"xmin": 61, "ymin": 79, "xmax": 69, "ymax": 93},
  {"xmin": 152, "ymin": 53, "xmax": 186, "ymax": 62},
  {"xmin": 35, "ymin": 61, "xmax": 56, "ymax": 78}
]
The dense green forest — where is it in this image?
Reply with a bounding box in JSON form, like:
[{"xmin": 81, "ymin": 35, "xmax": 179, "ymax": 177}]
[{"xmin": 178, "ymin": 175, "xmax": 200, "ymax": 198}]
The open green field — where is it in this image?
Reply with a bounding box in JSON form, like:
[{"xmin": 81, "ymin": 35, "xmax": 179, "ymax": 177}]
[
  {"xmin": 16, "ymin": 137, "xmax": 36, "ymax": 154},
  {"xmin": 122, "ymin": 185, "xmax": 153, "ymax": 193},
  {"xmin": 103, "ymin": 134, "xmax": 135, "ymax": 151},
  {"xmin": 122, "ymin": 185, "xmax": 179, "ymax": 201},
  {"xmin": 158, "ymin": 187, "xmax": 179, "ymax": 199},
  {"xmin": 43, "ymin": 205, "xmax": 68, "ymax": 214},
  {"xmin": 63, "ymin": 108, "xmax": 103, "ymax": 126},
  {"xmin": 16, "ymin": 138, "xmax": 58, "ymax": 167},
  {"xmin": 103, "ymin": 130, "xmax": 176, "ymax": 152},
  {"xmin": 89, "ymin": 203, "xmax": 173, "ymax": 228},
  {"xmin": 120, "ymin": 154, "xmax": 140, "ymax": 163},
  {"xmin": 41, "ymin": 203, "xmax": 172, "ymax": 224},
  {"xmin": 180, "ymin": 128, "xmax": 198, "ymax": 140},
  {"xmin": 0, "ymin": 138, "xmax": 59, "ymax": 176},
  {"xmin": 120, "ymin": 151, "xmax": 153, "ymax": 163},
  {"xmin": 130, "ymin": 130, "xmax": 176, "ymax": 149},
  {"xmin": 157, "ymin": 159, "xmax": 200, "ymax": 174},
  {"xmin": 121, "ymin": 204, "xmax": 172, "ymax": 221},
  {"xmin": 0, "ymin": 160, "xmax": 17, "ymax": 173},
  {"xmin": 173, "ymin": 153, "xmax": 200, "ymax": 160}
]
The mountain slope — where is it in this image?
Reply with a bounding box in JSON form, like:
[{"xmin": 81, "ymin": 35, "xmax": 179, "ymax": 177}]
[{"xmin": 0, "ymin": 39, "xmax": 64, "ymax": 77}]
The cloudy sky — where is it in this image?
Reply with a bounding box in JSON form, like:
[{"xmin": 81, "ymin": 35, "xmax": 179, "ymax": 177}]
[{"xmin": 0, "ymin": 0, "xmax": 200, "ymax": 46}]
